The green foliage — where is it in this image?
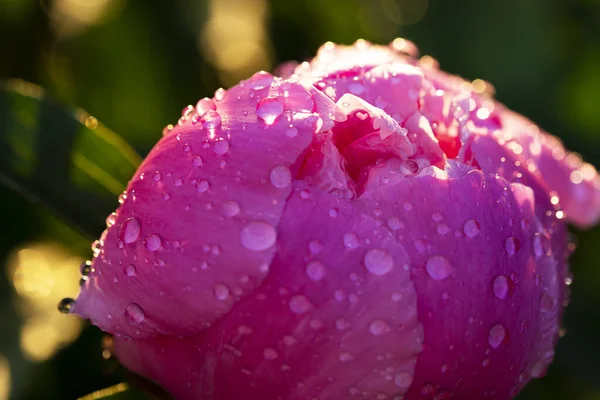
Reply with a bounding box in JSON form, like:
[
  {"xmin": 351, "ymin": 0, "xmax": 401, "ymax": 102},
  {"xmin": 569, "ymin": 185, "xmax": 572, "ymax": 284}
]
[{"xmin": 0, "ymin": 80, "xmax": 141, "ymax": 239}]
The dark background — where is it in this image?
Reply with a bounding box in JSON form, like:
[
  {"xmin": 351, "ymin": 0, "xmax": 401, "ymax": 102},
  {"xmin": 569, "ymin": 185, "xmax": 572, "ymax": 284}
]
[{"xmin": 1, "ymin": 0, "xmax": 600, "ymax": 398}]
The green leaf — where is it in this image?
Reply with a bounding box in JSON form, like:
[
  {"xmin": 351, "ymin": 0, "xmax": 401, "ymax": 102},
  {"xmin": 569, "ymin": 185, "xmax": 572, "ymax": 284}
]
[
  {"xmin": 0, "ymin": 80, "xmax": 142, "ymax": 239},
  {"xmin": 77, "ymin": 383, "xmax": 149, "ymax": 400}
]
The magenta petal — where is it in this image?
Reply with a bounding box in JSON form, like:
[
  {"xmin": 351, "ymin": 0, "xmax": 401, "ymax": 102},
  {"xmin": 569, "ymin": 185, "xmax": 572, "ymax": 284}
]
[
  {"xmin": 356, "ymin": 163, "xmax": 563, "ymax": 399},
  {"xmin": 115, "ymin": 183, "xmax": 423, "ymax": 399},
  {"xmin": 74, "ymin": 75, "xmax": 324, "ymax": 338}
]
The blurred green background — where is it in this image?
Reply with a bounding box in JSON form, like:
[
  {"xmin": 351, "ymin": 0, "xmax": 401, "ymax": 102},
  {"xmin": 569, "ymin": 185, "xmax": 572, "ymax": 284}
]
[{"xmin": 1, "ymin": 0, "xmax": 600, "ymax": 398}]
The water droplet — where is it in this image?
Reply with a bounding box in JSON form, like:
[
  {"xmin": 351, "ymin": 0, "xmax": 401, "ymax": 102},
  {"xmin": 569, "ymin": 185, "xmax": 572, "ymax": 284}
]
[
  {"xmin": 436, "ymin": 224, "xmax": 451, "ymax": 235},
  {"xmin": 124, "ymin": 303, "xmax": 145, "ymax": 324},
  {"xmin": 144, "ymin": 234, "xmax": 162, "ymax": 252},
  {"xmin": 105, "ymin": 213, "xmax": 117, "ymax": 227},
  {"xmin": 504, "ymin": 237, "xmax": 520, "ymax": 255},
  {"xmin": 488, "ymin": 324, "xmax": 507, "ymax": 348},
  {"xmin": 240, "ymin": 221, "xmax": 277, "ymax": 251},
  {"xmin": 343, "ymin": 233, "xmax": 359, "ymax": 249},
  {"xmin": 286, "ymin": 127, "xmax": 298, "ymax": 137},
  {"xmin": 119, "ymin": 217, "xmax": 141, "ymax": 244},
  {"xmin": 196, "ymin": 97, "xmax": 216, "ymax": 115},
  {"xmin": 58, "ymin": 298, "xmax": 75, "ymax": 314},
  {"xmin": 394, "ymin": 372, "xmax": 413, "ymax": 389},
  {"xmin": 192, "ymin": 156, "xmax": 203, "ymax": 167},
  {"xmin": 329, "ymin": 208, "xmax": 339, "ymax": 218},
  {"xmin": 202, "ymin": 110, "xmax": 222, "ymax": 129},
  {"xmin": 223, "ymin": 201, "xmax": 240, "ymax": 217},
  {"xmin": 426, "ymin": 256, "xmax": 451, "ymax": 280},
  {"xmin": 369, "ymin": 319, "xmax": 391, "ymax": 336},
  {"xmin": 213, "ymin": 284, "xmax": 230, "ymax": 301},
  {"xmin": 257, "ymin": 97, "xmax": 284, "ymax": 125},
  {"xmin": 270, "ymin": 165, "xmax": 292, "ymax": 188},
  {"xmin": 533, "ymin": 233, "xmax": 551, "ymax": 258},
  {"xmin": 125, "ymin": 264, "xmax": 137, "ymax": 277},
  {"xmin": 308, "ymin": 240, "xmax": 322, "ymax": 255},
  {"xmin": 289, "ymin": 294, "xmax": 312, "ymax": 314},
  {"xmin": 387, "ymin": 217, "xmax": 402, "ymax": 230},
  {"xmin": 263, "ymin": 348, "xmax": 278, "ymax": 360},
  {"xmin": 339, "ymin": 352, "xmax": 354, "ymax": 362},
  {"xmin": 306, "ymin": 261, "xmax": 325, "ymax": 281},
  {"xmin": 196, "ymin": 180, "xmax": 210, "ymax": 193},
  {"xmin": 493, "ymin": 275, "xmax": 510, "ymax": 299},
  {"xmin": 540, "ymin": 293, "xmax": 554, "ymax": 312},
  {"xmin": 213, "ymin": 139, "xmax": 229, "ymax": 155},
  {"xmin": 80, "ymin": 260, "xmax": 92, "ymax": 275},
  {"xmin": 364, "ymin": 249, "xmax": 393, "ymax": 276},
  {"xmin": 530, "ymin": 361, "xmax": 546, "ymax": 378},
  {"xmin": 463, "ymin": 220, "xmax": 480, "ymax": 238},
  {"xmin": 400, "ymin": 159, "xmax": 419, "ymax": 175}
]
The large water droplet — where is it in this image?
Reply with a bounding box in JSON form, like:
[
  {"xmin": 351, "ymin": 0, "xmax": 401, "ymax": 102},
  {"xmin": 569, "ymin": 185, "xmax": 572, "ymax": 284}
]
[
  {"xmin": 364, "ymin": 249, "xmax": 393, "ymax": 276},
  {"xmin": 213, "ymin": 139, "xmax": 229, "ymax": 155},
  {"xmin": 488, "ymin": 324, "xmax": 507, "ymax": 348},
  {"xmin": 202, "ymin": 110, "xmax": 222, "ymax": 129},
  {"xmin": 240, "ymin": 222, "xmax": 277, "ymax": 251},
  {"xmin": 58, "ymin": 298, "xmax": 75, "ymax": 314},
  {"xmin": 369, "ymin": 319, "xmax": 391, "ymax": 336},
  {"xmin": 213, "ymin": 284, "xmax": 230, "ymax": 301},
  {"xmin": 306, "ymin": 261, "xmax": 325, "ymax": 281},
  {"xmin": 124, "ymin": 303, "xmax": 145, "ymax": 324},
  {"xmin": 119, "ymin": 217, "xmax": 141, "ymax": 244},
  {"xmin": 504, "ymin": 237, "xmax": 520, "ymax": 255},
  {"xmin": 400, "ymin": 159, "xmax": 419, "ymax": 175},
  {"xmin": 144, "ymin": 234, "xmax": 162, "ymax": 252},
  {"xmin": 257, "ymin": 97, "xmax": 284, "ymax": 125},
  {"xmin": 196, "ymin": 180, "xmax": 210, "ymax": 193},
  {"xmin": 196, "ymin": 97, "xmax": 216, "ymax": 115},
  {"xmin": 463, "ymin": 220, "xmax": 480, "ymax": 238},
  {"xmin": 492, "ymin": 275, "xmax": 510, "ymax": 299},
  {"xmin": 270, "ymin": 165, "xmax": 292, "ymax": 188},
  {"xmin": 426, "ymin": 255, "xmax": 451, "ymax": 280},
  {"xmin": 289, "ymin": 294, "xmax": 312, "ymax": 314}
]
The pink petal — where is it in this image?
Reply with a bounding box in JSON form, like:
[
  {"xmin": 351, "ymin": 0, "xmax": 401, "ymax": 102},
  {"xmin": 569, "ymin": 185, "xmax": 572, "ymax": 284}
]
[
  {"xmin": 74, "ymin": 73, "xmax": 327, "ymax": 338},
  {"xmin": 356, "ymin": 162, "xmax": 564, "ymax": 399},
  {"xmin": 115, "ymin": 182, "xmax": 423, "ymax": 399}
]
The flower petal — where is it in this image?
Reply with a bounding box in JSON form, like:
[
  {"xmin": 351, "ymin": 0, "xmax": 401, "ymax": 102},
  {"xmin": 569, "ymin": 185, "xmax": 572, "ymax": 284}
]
[
  {"xmin": 115, "ymin": 182, "xmax": 423, "ymax": 399},
  {"xmin": 73, "ymin": 74, "xmax": 325, "ymax": 338}
]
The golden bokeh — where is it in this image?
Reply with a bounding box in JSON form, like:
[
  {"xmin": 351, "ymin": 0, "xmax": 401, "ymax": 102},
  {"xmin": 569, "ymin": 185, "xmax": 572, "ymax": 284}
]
[
  {"xmin": 7, "ymin": 243, "xmax": 83, "ymax": 363},
  {"xmin": 49, "ymin": 0, "xmax": 125, "ymax": 37},
  {"xmin": 200, "ymin": 0, "xmax": 271, "ymax": 86},
  {"xmin": 0, "ymin": 354, "xmax": 9, "ymax": 400}
]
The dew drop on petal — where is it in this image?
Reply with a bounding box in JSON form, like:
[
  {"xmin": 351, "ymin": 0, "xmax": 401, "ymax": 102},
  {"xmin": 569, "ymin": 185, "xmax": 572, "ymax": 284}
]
[
  {"xmin": 196, "ymin": 180, "xmax": 210, "ymax": 193},
  {"xmin": 306, "ymin": 261, "xmax": 325, "ymax": 281},
  {"xmin": 213, "ymin": 139, "xmax": 229, "ymax": 155},
  {"xmin": 192, "ymin": 156, "xmax": 203, "ymax": 167},
  {"xmin": 493, "ymin": 275, "xmax": 510, "ymax": 299},
  {"xmin": 223, "ymin": 201, "xmax": 241, "ymax": 217},
  {"xmin": 124, "ymin": 303, "xmax": 145, "ymax": 324},
  {"xmin": 394, "ymin": 372, "xmax": 413, "ymax": 389},
  {"xmin": 540, "ymin": 293, "xmax": 555, "ymax": 312},
  {"xmin": 400, "ymin": 159, "xmax": 419, "ymax": 175},
  {"xmin": 343, "ymin": 233, "xmax": 359, "ymax": 249},
  {"xmin": 364, "ymin": 249, "xmax": 393, "ymax": 276},
  {"xmin": 124, "ymin": 264, "xmax": 137, "ymax": 277},
  {"xmin": 488, "ymin": 324, "xmax": 507, "ymax": 348},
  {"xmin": 196, "ymin": 97, "xmax": 216, "ymax": 115},
  {"xmin": 463, "ymin": 220, "xmax": 480, "ymax": 238},
  {"xmin": 119, "ymin": 217, "xmax": 141, "ymax": 244},
  {"xmin": 270, "ymin": 165, "xmax": 292, "ymax": 188},
  {"xmin": 202, "ymin": 110, "xmax": 222, "ymax": 129},
  {"xmin": 504, "ymin": 237, "xmax": 520, "ymax": 255},
  {"xmin": 240, "ymin": 222, "xmax": 277, "ymax": 251},
  {"xmin": 289, "ymin": 294, "xmax": 312, "ymax": 314},
  {"xmin": 213, "ymin": 284, "xmax": 230, "ymax": 301},
  {"xmin": 425, "ymin": 255, "xmax": 451, "ymax": 280},
  {"xmin": 263, "ymin": 348, "xmax": 278, "ymax": 360},
  {"xmin": 144, "ymin": 234, "xmax": 162, "ymax": 252},
  {"xmin": 256, "ymin": 97, "xmax": 284, "ymax": 125},
  {"xmin": 369, "ymin": 319, "xmax": 391, "ymax": 336}
]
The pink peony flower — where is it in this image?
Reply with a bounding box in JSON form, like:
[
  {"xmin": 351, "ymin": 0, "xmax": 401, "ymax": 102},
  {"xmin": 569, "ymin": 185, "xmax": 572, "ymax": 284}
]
[{"xmin": 70, "ymin": 39, "xmax": 600, "ymax": 399}]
